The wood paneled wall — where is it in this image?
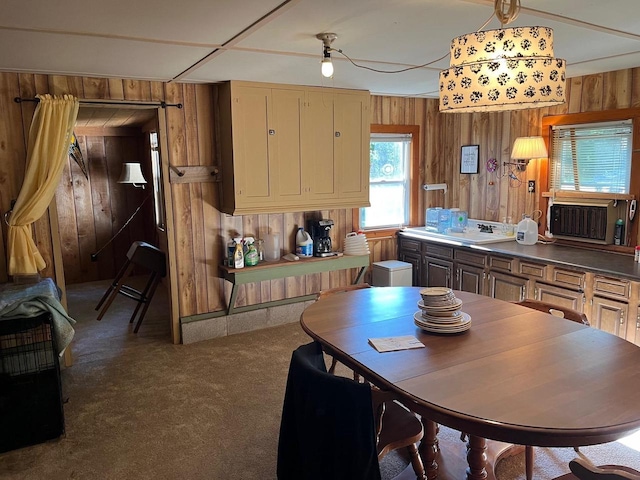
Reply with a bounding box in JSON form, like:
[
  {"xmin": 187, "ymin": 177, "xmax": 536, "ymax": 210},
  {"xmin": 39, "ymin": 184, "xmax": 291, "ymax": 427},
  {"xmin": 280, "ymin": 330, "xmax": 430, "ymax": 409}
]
[
  {"xmin": 1, "ymin": 68, "xmax": 640, "ymax": 340},
  {"xmin": 55, "ymin": 129, "xmax": 155, "ymax": 284}
]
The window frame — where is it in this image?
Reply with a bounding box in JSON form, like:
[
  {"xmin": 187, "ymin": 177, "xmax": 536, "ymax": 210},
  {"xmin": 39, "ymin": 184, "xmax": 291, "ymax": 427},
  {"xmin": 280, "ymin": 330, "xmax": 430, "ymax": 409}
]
[
  {"xmin": 353, "ymin": 124, "xmax": 421, "ymax": 238},
  {"xmin": 541, "ymin": 107, "xmax": 640, "ymax": 250}
]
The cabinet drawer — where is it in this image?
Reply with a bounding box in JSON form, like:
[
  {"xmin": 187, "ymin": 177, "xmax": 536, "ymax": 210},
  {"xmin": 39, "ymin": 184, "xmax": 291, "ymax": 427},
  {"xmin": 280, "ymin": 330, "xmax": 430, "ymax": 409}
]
[
  {"xmin": 398, "ymin": 237, "xmax": 422, "ymax": 253},
  {"xmin": 552, "ymin": 268, "xmax": 585, "ymax": 290},
  {"xmin": 489, "ymin": 256, "xmax": 513, "ymax": 272},
  {"xmin": 593, "ymin": 276, "xmax": 630, "ymax": 299},
  {"xmin": 519, "ymin": 261, "xmax": 546, "ymax": 279},
  {"xmin": 424, "ymin": 243, "xmax": 454, "ymax": 260},
  {"xmin": 454, "ymin": 249, "xmax": 486, "ymax": 267}
]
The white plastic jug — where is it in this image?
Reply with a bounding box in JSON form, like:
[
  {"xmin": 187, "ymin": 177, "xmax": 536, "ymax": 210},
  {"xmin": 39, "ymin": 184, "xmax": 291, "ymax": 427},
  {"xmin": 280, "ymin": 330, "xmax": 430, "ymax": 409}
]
[
  {"xmin": 516, "ymin": 215, "xmax": 538, "ymax": 245},
  {"xmin": 295, "ymin": 228, "xmax": 313, "ymax": 257}
]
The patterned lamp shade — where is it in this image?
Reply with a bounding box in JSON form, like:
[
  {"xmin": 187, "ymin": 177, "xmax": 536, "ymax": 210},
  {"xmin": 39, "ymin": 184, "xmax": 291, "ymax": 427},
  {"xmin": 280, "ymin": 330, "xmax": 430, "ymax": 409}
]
[{"xmin": 439, "ymin": 27, "xmax": 566, "ymax": 113}]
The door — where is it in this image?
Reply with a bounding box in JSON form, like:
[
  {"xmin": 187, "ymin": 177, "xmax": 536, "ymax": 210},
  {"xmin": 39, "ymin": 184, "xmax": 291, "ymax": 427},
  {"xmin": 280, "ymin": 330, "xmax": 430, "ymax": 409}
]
[
  {"xmin": 456, "ymin": 263, "xmax": 485, "ymax": 295},
  {"xmin": 424, "ymin": 257, "xmax": 453, "ymax": 288},
  {"xmin": 488, "ymin": 271, "xmax": 529, "ymax": 302}
]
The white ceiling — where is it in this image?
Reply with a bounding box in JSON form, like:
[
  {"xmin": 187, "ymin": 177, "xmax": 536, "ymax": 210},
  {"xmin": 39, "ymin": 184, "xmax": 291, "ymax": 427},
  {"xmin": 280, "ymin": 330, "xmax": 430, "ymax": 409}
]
[{"xmin": 1, "ymin": 0, "xmax": 639, "ymax": 98}]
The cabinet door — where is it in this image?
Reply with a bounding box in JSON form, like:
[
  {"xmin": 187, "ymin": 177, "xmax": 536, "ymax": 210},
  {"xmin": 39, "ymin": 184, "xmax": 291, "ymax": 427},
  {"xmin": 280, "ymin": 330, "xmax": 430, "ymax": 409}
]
[
  {"xmin": 591, "ymin": 296, "xmax": 628, "ymax": 339},
  {"xmin": 534, "ymin": 282, "xmax": 585, "ymax": 312},
  {"xmin": 631, "ymin": 307, "xmax": 640, "ymax": 346},
  {"xmin": 455, "ymin": 263, "xmax": 485, "ymax": 295},
  {"xmin": 424, "ymin": 257, "xmax": 453, "ymax": 288},
  {"xmin": 399, "ymin": 251, "xmax": 422, "ymax": 286},
  {"xmin": 334, "ymin": 92, "xmax": 370, "ymax": 204},
  {"xmin": 488, "ymin": 271, "xmax": 529, "ymax": 302},
  {"xmin": 231, "ymin": 85, "xmax": 273, "ymax": 206},
  {"xmin": 270, "ymin": 89, "xmax": 305, "ymax": 205},
  {"xmin": 303, "ymin": 90, "xmax": 337, "ymax": 202}
]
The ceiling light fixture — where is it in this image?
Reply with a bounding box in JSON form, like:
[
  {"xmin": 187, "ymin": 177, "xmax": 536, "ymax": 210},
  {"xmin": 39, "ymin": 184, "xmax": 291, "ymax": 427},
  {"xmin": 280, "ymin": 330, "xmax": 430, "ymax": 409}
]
[
  {"xmin": 118, "ymin": 162, "xmax": 147, "ymax": 188},
  {"xmin": 505, "ymin": 136, "xmax": 548, "ymax": 171},
  {"xmin": 439, "ymin": 0, "xmax": 566, "ymax": 113},
  {"xmin": 316, "ymin": 33, "xmax": 337, "ymax": 78}
]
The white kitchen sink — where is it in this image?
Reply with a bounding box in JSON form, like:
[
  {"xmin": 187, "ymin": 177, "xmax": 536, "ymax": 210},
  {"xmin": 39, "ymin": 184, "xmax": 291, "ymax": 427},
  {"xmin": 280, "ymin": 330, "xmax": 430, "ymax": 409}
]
[{"xmin": 401, "ymin": 223, "xmax": 516, "ymax": 245}]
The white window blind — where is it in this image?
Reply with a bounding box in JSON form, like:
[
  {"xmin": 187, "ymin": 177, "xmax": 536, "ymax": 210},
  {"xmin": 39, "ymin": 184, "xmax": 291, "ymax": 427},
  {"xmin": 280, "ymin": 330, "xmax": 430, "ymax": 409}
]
[{"xmin": 550, "ymin": 120, "xmax": 632, "ymax": 194}]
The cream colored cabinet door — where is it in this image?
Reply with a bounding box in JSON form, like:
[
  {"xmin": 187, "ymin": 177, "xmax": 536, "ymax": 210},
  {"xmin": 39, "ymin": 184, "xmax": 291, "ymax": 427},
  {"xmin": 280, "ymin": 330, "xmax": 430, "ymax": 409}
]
[
  {"xmin": 230, "ymin": 85, "xmax": 273, "ymax": 208},
  {"xmin": 303, "ymin": 90, "xmax": 337, "ymax": 204},
  {"xmin": 334, "ymin": 92, "xmax": 370, "ymax": 205},
  {"xmin": 269, "ymin": 88, "xmax": 305, "ymax": 207}
]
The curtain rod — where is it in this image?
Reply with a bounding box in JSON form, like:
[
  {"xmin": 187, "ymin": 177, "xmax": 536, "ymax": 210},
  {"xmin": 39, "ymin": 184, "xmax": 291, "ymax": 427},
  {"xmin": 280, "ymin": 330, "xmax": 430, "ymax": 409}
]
[{"xmin": 14, "ymin": 97, "xmax": 183, "ymax": 109}]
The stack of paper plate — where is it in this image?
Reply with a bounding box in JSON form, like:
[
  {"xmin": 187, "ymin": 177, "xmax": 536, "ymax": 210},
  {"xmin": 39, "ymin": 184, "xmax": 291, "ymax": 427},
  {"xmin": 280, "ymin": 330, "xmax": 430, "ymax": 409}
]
[
  {"xmin": 343, "ymin": 232, "xmax": 370, "ymax": 255},
  {"xmin": 414, "ymin": 287, "xmax": 471, "ymax": 334}
]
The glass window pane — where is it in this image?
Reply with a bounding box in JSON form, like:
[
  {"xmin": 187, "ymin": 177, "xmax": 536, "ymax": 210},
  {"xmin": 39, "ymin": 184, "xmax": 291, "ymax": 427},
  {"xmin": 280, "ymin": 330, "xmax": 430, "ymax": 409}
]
[
  {"xmin": 361, "ymin": 134, "xmax": 411, "ymax": 229},
  {"xmin": 361, "ymin": 184, "xmax": 406, "ymax": 228}
]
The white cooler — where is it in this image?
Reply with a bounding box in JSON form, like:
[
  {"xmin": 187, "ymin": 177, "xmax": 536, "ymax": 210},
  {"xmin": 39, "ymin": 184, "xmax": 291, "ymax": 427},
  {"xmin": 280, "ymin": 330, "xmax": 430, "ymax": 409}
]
[{"xmin": 371, "ymin": 260, "xmax": 412, "ymax": 287}]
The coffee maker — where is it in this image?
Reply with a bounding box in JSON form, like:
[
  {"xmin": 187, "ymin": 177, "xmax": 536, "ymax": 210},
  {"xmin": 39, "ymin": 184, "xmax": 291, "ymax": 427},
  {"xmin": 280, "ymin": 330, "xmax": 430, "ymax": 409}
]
[{"xmin": 309, "ymin": 219, "xmax": 334, "ymax": 257}]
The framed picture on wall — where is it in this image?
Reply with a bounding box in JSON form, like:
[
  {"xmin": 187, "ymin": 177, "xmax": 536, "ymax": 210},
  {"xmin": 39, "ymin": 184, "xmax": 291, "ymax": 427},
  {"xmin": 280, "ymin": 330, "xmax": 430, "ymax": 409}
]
[{"xmin": 460, "ymin": 145, "xmax": 479, "ymax": 174}]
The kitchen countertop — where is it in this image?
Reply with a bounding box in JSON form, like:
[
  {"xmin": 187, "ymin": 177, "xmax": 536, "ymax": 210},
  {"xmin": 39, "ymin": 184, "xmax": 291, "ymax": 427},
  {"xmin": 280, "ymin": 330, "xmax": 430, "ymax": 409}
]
[{"xmin": 398, "ymin": 230, "xmax": 640, "ymax": 282}]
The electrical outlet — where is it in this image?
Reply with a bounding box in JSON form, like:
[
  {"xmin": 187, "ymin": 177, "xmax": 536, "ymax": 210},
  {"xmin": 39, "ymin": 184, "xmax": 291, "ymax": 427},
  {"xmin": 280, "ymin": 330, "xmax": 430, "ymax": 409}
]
[{"xmin": 528, "ymin": 180, "xmax": 535, "ymax": 193}]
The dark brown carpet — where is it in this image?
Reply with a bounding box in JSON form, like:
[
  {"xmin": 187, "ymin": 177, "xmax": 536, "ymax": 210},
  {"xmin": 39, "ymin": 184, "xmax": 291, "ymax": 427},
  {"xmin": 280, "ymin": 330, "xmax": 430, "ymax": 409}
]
[{"xmin": 0, "ymin": 279, "xmax": 637, "ymax": 479}]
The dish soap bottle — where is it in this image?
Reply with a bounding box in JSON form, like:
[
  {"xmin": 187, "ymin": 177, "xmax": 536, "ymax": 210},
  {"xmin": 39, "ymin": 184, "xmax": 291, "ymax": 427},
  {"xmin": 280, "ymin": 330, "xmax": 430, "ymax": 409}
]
[{"xmin": 516, "ymin": 214, "xmax": 538, "ymax": 245}]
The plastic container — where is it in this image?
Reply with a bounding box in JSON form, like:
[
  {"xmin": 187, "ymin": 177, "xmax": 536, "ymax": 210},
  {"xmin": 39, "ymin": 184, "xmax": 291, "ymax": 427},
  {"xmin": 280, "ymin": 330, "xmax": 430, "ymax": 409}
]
[
  {"xmin": 449, "ymin": 209, "xmax": 468, "ymax": 233},
  {"xmin": 244, "ymin": 237, "xmax": 259, "ymax": 266},
  {"xmin": 233, "ymin": 241, "xmax": 244, "ymax": 268},
  {"xmin": 295, "ymin": 228, "xmax": 313, "ymax": 257},
  {"xmin": 614, "ymin": 218, "xmax": 624, "ymax": 246},
  {"xmin": 264, "ymin": 233, "xmax": 281, "ymax": 262},
  {"xmin": 438, "ymin": 209, "xmax": 451, "ymax": 233},
  {"xmin": 425, "ymin": 207, "xmax": 441, "ymax": 232},
  {"xmin": 516, "ymin": 215, "xmax": 538, "ymax": 245}
]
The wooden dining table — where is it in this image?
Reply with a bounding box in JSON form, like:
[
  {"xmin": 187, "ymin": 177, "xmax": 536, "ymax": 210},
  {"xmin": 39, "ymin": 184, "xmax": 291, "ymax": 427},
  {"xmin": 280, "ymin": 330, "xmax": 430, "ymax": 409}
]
[{"xmin": 300, "ymin": 287, "xmax": 640, "ymax": 480}]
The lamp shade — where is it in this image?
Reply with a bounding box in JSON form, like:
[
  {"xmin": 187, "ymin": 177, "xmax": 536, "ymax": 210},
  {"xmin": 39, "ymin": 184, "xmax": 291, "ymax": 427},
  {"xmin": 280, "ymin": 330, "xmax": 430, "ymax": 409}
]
[
  {"xmin": 439, "ymin": 27, "xmax": 566, "ymax": 113},
  {"xmin": 118, "ymin": 163, "xmax": 147, "ymax": 185},
  {"xmin": 511, "ymin": 136, "xmax": 548, "ymax": 159}
]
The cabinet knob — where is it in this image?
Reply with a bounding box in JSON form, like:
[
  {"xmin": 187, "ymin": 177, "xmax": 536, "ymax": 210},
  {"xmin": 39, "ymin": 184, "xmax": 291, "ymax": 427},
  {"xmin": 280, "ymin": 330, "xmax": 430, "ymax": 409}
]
[
  {"xmin": 269, "ymin": 129, "xmax": 276, "ymax": 135},
  {"xmin": 335, "ymin": 131, "xmax": 341, "ymax": 137}
]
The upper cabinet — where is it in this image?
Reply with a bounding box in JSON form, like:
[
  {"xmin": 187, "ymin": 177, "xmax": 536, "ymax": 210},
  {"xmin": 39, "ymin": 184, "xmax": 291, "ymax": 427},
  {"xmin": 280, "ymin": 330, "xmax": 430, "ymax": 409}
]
[{"xmin": 216, "ymin": 81, "xmax": 371, "ymax": 215}]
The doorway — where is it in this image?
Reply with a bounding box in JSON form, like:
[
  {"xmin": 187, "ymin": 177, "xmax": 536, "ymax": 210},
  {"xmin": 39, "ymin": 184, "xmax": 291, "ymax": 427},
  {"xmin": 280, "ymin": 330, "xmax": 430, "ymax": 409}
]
[{"xmin": 54, "ymin": 105, "xmax": 173, "ymax": 341}]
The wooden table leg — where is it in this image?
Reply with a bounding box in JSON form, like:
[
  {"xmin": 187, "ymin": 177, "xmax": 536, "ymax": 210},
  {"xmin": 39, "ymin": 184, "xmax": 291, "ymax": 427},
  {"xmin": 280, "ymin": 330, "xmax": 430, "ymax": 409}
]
[
  {"xmin": 419, "ymin": 419, "xmax": 439, "ymax": 480},
  {"xmin": 466, "ymin": 435, "xmax": 488, "ymax": 480}
]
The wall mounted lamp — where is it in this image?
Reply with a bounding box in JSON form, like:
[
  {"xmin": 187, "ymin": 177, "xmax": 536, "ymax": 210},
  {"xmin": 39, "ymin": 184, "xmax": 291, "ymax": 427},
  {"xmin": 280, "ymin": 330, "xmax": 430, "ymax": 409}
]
[
  {"xmin": 504, "ymin": 136, "xmax": 548, "ymax": 171},
  {"xmin": 118, "ymin": 162, "xmax": 147, "ymax": 188},
  {"xmin": 316, "ymin": 33, "xmax": 337, "ymax": 78},
  {"xmin": 439, "ymin": 0, "xmax": 566, "ymax": 113}
]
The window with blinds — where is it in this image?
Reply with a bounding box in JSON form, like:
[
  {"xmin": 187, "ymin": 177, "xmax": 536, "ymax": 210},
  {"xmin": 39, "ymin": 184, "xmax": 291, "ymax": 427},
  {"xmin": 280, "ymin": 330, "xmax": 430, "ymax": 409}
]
[{"xmin": 549, "ymin": 120, "xmax": 632, "ymax": 194}]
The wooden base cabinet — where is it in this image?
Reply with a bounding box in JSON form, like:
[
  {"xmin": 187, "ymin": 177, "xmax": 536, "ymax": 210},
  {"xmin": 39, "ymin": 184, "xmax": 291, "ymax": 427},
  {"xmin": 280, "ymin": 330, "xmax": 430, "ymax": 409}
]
[
  {"xmin": 216, "ymin": 81, "xmax": 370, "ymax": 215},
  {"xmin": 534, "ymin": 283, "xmax": 585, "ymax": 312},
  {"xmin": 488, "ymin": 271, "xmax": 530, "ymax": 302},
  {"xmin": 591, "ymin": 296, "xmax": 628, "ymax": 338}
]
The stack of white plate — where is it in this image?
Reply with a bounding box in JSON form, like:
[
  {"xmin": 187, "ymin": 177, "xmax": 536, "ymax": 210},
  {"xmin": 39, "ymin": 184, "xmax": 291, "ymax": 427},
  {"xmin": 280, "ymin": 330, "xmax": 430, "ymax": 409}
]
[
  {"xmin": 343, "ymin": 232, "xmax": 370, "ymax": 255},
  {"xmin": 414, "ymin": 287, "xmax": 471, "ymax": 334}
]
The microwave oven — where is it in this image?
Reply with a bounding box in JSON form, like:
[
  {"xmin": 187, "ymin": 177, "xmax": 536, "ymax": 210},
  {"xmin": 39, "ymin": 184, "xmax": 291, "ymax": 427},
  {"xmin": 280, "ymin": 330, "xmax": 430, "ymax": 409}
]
[{"xmin": 549, "ymin": 199, "xmax": 617, "ymax": 244}]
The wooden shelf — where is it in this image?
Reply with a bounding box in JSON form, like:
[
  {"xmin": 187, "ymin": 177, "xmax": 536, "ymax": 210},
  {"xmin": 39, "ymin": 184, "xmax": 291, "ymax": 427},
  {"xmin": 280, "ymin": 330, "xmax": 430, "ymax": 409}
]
[
  {"xmin": 220, "ymin": 254, "xmax": 370, "ymax": 315},
  {"xmin": 542, "ymin": 191, "xmax": 635, "ymax": 200}
]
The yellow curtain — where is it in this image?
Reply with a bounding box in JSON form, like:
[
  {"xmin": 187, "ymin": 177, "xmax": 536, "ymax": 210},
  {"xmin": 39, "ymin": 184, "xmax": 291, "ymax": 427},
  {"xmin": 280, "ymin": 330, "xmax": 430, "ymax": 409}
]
[{"xmin": 7, "ymin": 94, "xmax": 79, "ymax": 275}]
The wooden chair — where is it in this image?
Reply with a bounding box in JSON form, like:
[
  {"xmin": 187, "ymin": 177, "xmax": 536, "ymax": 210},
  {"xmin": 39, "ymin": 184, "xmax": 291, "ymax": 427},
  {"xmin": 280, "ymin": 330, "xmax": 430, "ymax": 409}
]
[
  {"xmin": 96, "ymin": 241, "xmax": 166, "ymax": 333},
  {"xmin": 517, "ymin": 299, "xmax": 590, "ymax": 325},
  {"xmin": 277, "ymin": 341, "xmax": 425, "ymax": 480},
  {"xmin": 516, "ymin": 300, "xmax": 590, "ymax": 480},
  {"xmin": 553, "ymin": 457, "xmax": 640, "ymax": 480},
  {"xmin": 317, "ymin": 283, "xmax": 371, "ymax": 376}
]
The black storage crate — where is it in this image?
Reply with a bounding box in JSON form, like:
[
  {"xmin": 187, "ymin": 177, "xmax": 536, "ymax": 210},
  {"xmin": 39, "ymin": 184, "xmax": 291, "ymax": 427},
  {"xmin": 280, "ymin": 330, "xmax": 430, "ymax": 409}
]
[{"xmin": 0, "ymin": 313, "xmax": 65, "ymax": 453}]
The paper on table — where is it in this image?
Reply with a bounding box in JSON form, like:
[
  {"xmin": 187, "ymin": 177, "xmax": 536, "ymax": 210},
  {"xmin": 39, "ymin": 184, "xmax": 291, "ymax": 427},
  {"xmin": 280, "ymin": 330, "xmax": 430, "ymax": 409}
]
[{"xmin": 368, "ymin": 336, "xmax": 425, "ymax": 353}]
